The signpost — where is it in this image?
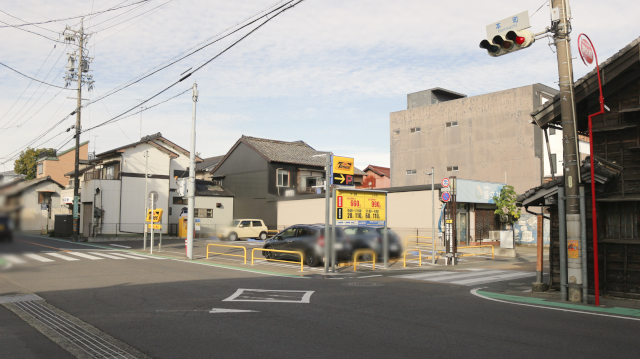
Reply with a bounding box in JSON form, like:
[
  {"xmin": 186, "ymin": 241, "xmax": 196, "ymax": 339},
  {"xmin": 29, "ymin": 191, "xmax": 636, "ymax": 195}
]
[
  {"xmin": 330, "ymin": 156, "xmax": 355, "ymax": 186},
  {"xmin": 334, "ymin": 188, "xmax": 388, "ymax": 269},
  {"xmin": 441, "ymin": 177, "xmax": 450, "ymax": 188},
  {"xmin": 577, "ymin": 33, "xmax": 603, "ymax": 307},
  {"xmin": 443, "ymin": 177, "xmax": 457, "ymax": 265},
  {"xmin": 146, "ymin": 192, "xmax": 161, "ymax": 254},
  {"xmin": 441, "ymin": 192, "xmax": 451, "ymax": 203},
  {"xmin": 485, "ymin": 10, "xmax": 530, "ymax": 39}
]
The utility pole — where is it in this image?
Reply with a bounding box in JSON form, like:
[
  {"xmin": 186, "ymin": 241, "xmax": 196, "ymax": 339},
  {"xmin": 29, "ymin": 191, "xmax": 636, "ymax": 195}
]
[
  {"xmin": 552, "ymin": 0, "xmax": 582, "ymax": 302},
  {"xmin": 63, "ymin": 18, "xmax": 93, "ymax": 242},
  {"xmin": 186, "ymin": 82, "xmax": 198, "ymax": 260}
]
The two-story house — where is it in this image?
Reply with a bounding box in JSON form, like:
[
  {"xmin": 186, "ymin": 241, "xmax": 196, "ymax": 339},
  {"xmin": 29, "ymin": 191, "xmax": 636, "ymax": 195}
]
[
  {"xmin": 66, "ymin": 133, "xmax": 232, "ymax": 238},
  {"xmin": 210, "ymin": 135, "xmax": 364, "ymax": 229},
  {"xmin": 37, "ymin": 141, "xmax": 89, "ymax": 186}
]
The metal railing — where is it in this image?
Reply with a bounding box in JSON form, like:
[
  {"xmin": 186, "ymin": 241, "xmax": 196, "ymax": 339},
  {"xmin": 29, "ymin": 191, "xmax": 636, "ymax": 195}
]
[
  {"xmin": 403, "ymin": 236, "xmax": 435, "ymax": 248},
  {"xmin": 251, "ymin": 248, "xmax": 304, "ymax": 271},
  {"xmin": 403, "ymin": 249, "xmax": 422, "ymax": 267},
  {"xmin": 353, "ymin": 249, "xmax": 376, "ymax": 271},
  {"xmin": 206, "ymin": 244, "xmax": 247, "ymax": 264},
  {"xmin": 456, "ymin": 245, "xmax": 494, "ymax": 259}
]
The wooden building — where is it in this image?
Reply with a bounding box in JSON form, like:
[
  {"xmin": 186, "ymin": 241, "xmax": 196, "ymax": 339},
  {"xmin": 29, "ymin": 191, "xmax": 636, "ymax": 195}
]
[{"xmin": 523, "ymin": 37, "xmax": 640, "ymax": 298}]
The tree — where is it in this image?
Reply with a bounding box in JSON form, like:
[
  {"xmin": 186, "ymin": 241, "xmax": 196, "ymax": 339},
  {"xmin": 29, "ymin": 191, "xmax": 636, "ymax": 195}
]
[
  {"xmin": 14, "ymin": 147, "xmax": 54, "ymax": 180},
  {"xmin": 492, "ymin": 185, "xmax": 521, "ymax": 224}
]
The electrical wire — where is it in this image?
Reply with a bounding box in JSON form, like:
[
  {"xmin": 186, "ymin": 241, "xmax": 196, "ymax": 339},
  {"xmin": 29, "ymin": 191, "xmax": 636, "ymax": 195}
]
[
  {"xmin": 0, "ymin": 9, "xmax": 60, "ymax": 33},
  {"xmin": 0, "ymin": 61, "xmax": 71, "ymax": 90},
  {"xmin": 93, "ymin": 0, "xmax": 173, "ymax": 32},
  {"xmin": 0, "ymin": 20, "xmax": 65, "ymax": 43},
  {"xmin": 530, "ymin": 0, "xmax": 548, "ymax": 18},
  {"xmin": 86, "ymin": 0, "xmax": 296, "ymax": 108},
  {"xmin": 87, "ymin": 0, "xmax": 153, "ymax": 29},
  {"xmin": 0, "ymin": 0, "xmax": 151, "ymax": 29}
]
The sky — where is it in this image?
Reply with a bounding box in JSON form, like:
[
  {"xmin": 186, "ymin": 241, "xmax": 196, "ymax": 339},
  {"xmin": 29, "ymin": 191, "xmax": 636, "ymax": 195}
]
[{"xmin": 1, "ymin": 0, "xmax": 639, "ymax": 172}]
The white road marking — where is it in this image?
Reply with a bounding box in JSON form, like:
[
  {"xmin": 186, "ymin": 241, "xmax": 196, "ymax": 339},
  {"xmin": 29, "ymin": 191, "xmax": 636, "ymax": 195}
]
[
  {"xmin": 23, "ymin": 253, "xmax": 54, "ymax": 262},
  {"xmin": 105, "ymin": 252, "xmax": 147, "ymax": 260},
  {"xmin": 121, "ymin": 252, "xmax": 167, "ymax": 259},
  {"xmin": 358, "ymin": 275, "xmax": 383, "ymax": 279},
  {"xmin": 88, "ymin": 252, "xmax": 126, "ymax": 260},
  {"xmin": 109, "ymin": 244, "xmax": 131, "ymax": 248},
  {"xmin": 2, "ymin": 255, "xmax": 27, "ymax": 264},
  {"xmin": 66, "ymin": 252, "xmax": 104, "ymax": 260},
  {"xmin": 450, "ymin": 271, "xmax": 536, "ymax": 285},
  {"xmin": 209, "ymin": 308, "xmax": 258, "ymax": 313},
  {"xmin": 223, "ymin": 289, "xmax": 315, "ymax": 303},
  {"xmin": 45, "ymin": 253, "xmax": 80, "ymax": 261},
  {"xmin": 470, "ymin": 288, "xmax": 640, "ymax": 322}
]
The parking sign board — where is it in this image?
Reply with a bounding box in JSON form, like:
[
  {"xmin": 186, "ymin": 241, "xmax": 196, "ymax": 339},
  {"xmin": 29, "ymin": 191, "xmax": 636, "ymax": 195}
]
[
  {"xmin": 441, "ymin": 192, "xmax": 451, "ymax": 202},
  {"xmin": 336, "ymin": 189, "xmax": 386, "ymax": 226}
]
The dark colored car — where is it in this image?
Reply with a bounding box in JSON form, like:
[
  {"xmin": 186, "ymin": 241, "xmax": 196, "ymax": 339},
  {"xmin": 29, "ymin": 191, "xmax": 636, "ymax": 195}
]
[
  {"xmin": 0, "ymin": 215, "xmax": 12, "ymax": 242},
  {"xmin": 262, "ymin": 225, "xmax": 352, "ymax": 267},
  {"xmin": 341, "ymin": 226, "xmax": 402, "ymax": 260}
]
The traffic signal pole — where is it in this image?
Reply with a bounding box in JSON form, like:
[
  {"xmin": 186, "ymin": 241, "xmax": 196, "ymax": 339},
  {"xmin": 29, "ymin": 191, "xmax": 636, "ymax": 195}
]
[{"xmin": 552, "ymin": 0, "xmax": 582, "ymax": 302}]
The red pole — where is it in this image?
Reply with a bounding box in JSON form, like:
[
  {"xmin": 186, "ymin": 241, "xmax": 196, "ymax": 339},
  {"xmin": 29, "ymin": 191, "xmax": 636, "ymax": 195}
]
[{"xmin": 579, "ymin": 34, "xmax": 603, "ymax": 306}]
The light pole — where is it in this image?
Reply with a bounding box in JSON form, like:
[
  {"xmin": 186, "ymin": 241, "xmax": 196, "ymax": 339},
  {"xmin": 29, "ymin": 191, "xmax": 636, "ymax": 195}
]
[
  {"xmin": 313, "ymin": 152, "xmax": 332, "ymax": 273},
  {"xmin": 186, "ymin": 82, "xmax": 198, "ymax": 260},
  {"xmin": 425, "ymin": 168, "xmax": 435, "ymax": 264}
]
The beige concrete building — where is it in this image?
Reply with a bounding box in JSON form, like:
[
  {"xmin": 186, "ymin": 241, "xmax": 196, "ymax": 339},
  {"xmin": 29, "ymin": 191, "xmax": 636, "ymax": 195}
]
[{"xmin": 390, "ymin": 85, "xmax": 559, "ymax": 194}]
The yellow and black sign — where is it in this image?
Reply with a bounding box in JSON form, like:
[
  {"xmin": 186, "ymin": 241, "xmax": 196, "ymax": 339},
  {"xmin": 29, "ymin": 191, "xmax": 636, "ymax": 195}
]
[
  {"xmin": 332, "ymin": 156, "xmax": 354, "ymax": 175},
  {"xmin": 148, "ymin": 224, "xmax": 162, "ymax": 229},
  {"xmin": 332, "ymin": 173, "xmax": 354, "ymax": 186},
  {"xmin": 336, "ymin": 189, "xmax": 386, "ymax": 224},
  {"xmin": 146, "ymin": 208, "xmax": 163, "ymax": 223}
]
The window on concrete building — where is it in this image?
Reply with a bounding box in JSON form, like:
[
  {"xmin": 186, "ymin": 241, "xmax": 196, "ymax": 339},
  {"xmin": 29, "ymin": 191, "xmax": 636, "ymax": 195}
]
[
  {"xmin": 38, "ymin": 192, "xmax": 51, "ymax": 204},
  {"xmin": 446, "ymin": 166, "xmax": 459, "ymax": 172},
  {"xmin": 37, "ymin": 163, "xmax": 43, "ymax": 175},
  {"xmin": 410, "ymin": 127, "xmax": 421, "ymax": 133},
  {"xmin": 195, "ymin": 208, "xmax": 213, "ymax": 218},
  {"xmin": 446, "ymin": 121, "xmax": 458, "ymax": 127},
  {"xmin": 277, "ymin": 169, "xmax": 290, "ymax": 187},
  {"xmin": 406, "ymin": 169, "xmax": 417, "ymax": 175},
  {"xmin": 549, "ymin": 128, "xmax": 556, "ymax": 135}
]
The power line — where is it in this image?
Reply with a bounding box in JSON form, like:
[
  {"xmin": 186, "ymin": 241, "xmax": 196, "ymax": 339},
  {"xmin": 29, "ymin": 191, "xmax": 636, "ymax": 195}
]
[
  {"xmin": 0, "ymin": 60, "xmax": 71, "ymax": 90},
  {"xmin": 530, "ymin": 0, "xmax": 549, "ymax": 18},
  {"xmin": 93, "ymin": 0, "xmax": 174, "ymax": 32},
  {"xmin": 87, "ymin": 0, "xmax": 153, "ymax": 29},
  {"xmin": 0, "ymin": 0, "xmax": 151, "ymax": 29},
  {"xmin": 0, "ymin": 20, "xmax": 65, "ymax": 42},
  {"xmin": 0, "ymin": 9, "xmax": 60, "ymax": 33}
]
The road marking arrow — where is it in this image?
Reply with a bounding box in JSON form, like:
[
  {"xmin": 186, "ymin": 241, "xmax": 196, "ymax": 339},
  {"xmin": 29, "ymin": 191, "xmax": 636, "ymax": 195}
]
[{"xmin": 209, "ymin": 308, "xmax": 258, "ymax": 313}]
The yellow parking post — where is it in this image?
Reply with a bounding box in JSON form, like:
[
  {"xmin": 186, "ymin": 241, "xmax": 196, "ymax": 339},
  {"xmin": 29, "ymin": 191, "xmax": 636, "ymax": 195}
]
[
  {"xmin": 403, "ymin": 249, "xmax": 422, "ymax": 267},
  {"xmin": 206, "ymin": 244, "xmax": 247, "ymax": 264},
  {"xmin": 353, "ymin": 249, "xmax": 376, "ymax": 271},
  {"xmin": 252, "ymin": 248, "xmax": 304, "ymax": 271}
]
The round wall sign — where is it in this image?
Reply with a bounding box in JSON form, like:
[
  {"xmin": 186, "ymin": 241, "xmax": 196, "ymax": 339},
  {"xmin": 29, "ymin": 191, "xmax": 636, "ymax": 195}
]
[{"xmin": 441, "ymin": 178, "xmax": 450, "ymax": 188}]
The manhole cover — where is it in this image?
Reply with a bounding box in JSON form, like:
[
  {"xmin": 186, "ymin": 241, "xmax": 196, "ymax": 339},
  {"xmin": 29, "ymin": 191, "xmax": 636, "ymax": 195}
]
[{"xmin": 343, "ymin": 282, "xmax": 384, "ymax": 287}]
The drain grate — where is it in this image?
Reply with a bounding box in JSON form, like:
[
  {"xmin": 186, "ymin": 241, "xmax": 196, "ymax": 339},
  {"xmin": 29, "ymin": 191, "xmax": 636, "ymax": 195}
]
[
  {"xmin": 13, "ymin": 300, "xmax": 137, "ymax": 358},
  {"xmin": 343, "ymin": 282, "xmax": 384, "ymax": 287}
]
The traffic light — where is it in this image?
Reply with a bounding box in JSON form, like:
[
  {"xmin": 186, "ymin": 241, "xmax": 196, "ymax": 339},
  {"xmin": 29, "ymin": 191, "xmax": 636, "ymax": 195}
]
[{"xmin": 479, "ymin": 30, "xmax": 535, "ymax": 57}]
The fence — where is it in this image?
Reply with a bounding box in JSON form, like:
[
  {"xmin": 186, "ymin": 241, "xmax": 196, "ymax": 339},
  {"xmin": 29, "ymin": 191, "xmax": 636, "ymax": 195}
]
[{"xmin": 88, "ymin": 223, "xmax": 178, "ymax": 237}]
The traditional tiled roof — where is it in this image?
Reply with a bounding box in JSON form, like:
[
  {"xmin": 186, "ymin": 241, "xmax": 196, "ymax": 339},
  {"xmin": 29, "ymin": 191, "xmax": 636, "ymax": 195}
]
[
  {"xmin": 95, "ymin": 133, "xmax": 202, "ymax": 162},
  {"xmin": 196, "ymin": 155, "xmax": 224, "ymax": 171},
  {"xmin": 364, "ymin": 165, "xmax": 390, "ymax": 178},
  {"xmin": 0, "ymin": 176, "xmax": 63, "ymax": 196},
  {"xmin": 194, "ymin": 180, "xmax": 233, "ymax": 197},
  {"xmin": 241, "ymin": 136, "xmax": 327, "ymax": 166}
]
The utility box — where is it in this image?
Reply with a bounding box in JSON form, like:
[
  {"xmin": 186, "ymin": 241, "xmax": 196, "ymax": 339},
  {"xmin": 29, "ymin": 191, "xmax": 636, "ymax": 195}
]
[
  {"xmin": 499, "ymin": 230, "xmax": 514, "ymax": 249},
  {"xmin": 179, "ymin": 217, "xmax": 188, "ymax": 238}
]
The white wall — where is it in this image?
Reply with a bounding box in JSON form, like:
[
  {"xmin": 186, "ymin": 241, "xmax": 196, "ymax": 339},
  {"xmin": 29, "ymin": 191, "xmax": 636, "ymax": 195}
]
[
  {"xmin": 18, "ymin": 181, "xmax": 61, "ymax": 231},
  {"xmin": 542, "ymin": 128, "xmax": 591, "ymax": 177},
  {"xmin": 194, "ymin": 196, "xmax": 233, "ymax": 235}
]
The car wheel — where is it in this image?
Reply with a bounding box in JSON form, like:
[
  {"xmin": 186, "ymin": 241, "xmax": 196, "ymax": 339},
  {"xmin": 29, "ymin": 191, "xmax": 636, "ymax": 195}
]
[
  {"xmin": 259, "ymin": 231, "xmax": 268, "ymax": 240},
  {"xmin": 228, "ymin": 232, "xmax": 238, "ymax": 241},
  {"xmin": 263, "ymin": 247, "xmax": 274, "ymax": 260},
  {"xmin": 305, "ymin": 251, "xmax": 321, "ymax": 267}
]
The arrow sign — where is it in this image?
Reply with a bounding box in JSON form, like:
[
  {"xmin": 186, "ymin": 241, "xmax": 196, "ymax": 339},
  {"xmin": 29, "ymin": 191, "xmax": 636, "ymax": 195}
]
[
  {"xmin": 332, "ymin": 173, "xmax": 353, "ymax": 186},
  {"xmin": 209, "ymin": 308, "xmax": 258, "ymax": 314}
]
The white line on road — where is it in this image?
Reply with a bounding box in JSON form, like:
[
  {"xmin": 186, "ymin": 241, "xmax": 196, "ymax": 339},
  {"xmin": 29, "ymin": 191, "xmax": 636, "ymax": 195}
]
[
  {"xmin": 209, "ymin": 308, "xmax": 258, "ymax": 313},
  {"xmin": 358, "ymin": 275, "xmax": 383, "ymax": 279},
  {"xmin": 45, "ymin": 253, "xmax": 80, "ymax": 261},
  {"xmin": 24, "ymin": 253, "xmax": 54, "ymax": 262},
  {"xmin": 88, "ymin": 252, "xmax": 126, "ymax": 260},
  {"xmin": 122, "ymin": 252, "xmax": 167, "ymax": 259},
  {"xmin": 66, "ymin": 252, "xmax": 104, "ymax": 260},
  {"xmin": 108, "ymin": 244, "xmax": 131, "ymax": 248},
  {"xmin": 102, "ymin": 253, "xmax": 147, "ymax": 260},
  {"xmin": 450, "ymin": 271, "xmax": 536, "ymax": 286}
]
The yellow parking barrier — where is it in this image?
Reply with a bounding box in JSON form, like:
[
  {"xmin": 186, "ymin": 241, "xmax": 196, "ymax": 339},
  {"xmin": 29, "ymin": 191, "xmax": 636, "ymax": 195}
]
[
  {"xmin": 404, "ymin": 236, "xmax": 434, "ymax": 248},
  {"xmin": 206, "ymin": 244, "xmax": 247, "ymax": 264},
  {"xmin": 252, "ymin": 248, "xmax": 304, "ymax": 271},
  {"xmin": 353, "ymin": 249, "xmax": 376, "ymax": 271},
  {"xmin": 456, "ymin": 245, "xmax": 494, "ymax": 259},
  {"xmin": 403, "ymin": 249, "xmax": 422, "ymax": 267}
]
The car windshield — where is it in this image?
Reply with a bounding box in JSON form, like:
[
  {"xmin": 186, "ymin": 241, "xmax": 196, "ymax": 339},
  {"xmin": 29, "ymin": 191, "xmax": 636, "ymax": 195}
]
[
  {"xmin": 375, "ymin": 228, "xmax": 398, "ymax": 237},
  {"xmin": 230, "ymin": 220, "xmax": 240, "ymax": 227}
]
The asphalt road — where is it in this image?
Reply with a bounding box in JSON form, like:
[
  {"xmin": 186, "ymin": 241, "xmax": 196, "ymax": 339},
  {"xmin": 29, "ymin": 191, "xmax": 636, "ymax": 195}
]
[{"xmin": 1, "ymin": 233, "xmax": 637, "ymax": 359}]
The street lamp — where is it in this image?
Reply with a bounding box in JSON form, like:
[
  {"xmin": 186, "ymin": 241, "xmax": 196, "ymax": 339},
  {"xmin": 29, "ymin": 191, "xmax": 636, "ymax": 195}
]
[{"xmin": 313, "ymin": 152, "xmax": 332, "ymax": 273}]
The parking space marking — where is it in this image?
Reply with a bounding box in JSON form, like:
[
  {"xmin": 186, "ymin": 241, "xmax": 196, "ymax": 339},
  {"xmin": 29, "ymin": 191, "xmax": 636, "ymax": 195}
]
[{"xmin": 223, "ymin": 289, "xmax": 315, "ymax": 303}]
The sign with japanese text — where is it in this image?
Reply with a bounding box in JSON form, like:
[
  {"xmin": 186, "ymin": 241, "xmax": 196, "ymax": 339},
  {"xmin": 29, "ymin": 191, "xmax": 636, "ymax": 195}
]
[
  {"xmin": 147, "ymin": 224, "xmax": 162, "ymax": 229},
  {"xmin": 485, "ymin": 11, "xmax": 530, "ymax": 39},
  {"xmin": 578, "ymin": 34, "xmax": 595, "ymax": 65},
  {"xmin": 336, "ymin": 189, "xmax": 386, "ymax": 226},
  {"xmin": 332, "ymin": 156, "xmax": 355, "ymax": 175},
  {"xmin": 146, "ymin": 208, "xmax": 164, "ymax": 223},
  {"xmin": 441, "ymin": 178, "xmax": 450, "ymax": 188}
]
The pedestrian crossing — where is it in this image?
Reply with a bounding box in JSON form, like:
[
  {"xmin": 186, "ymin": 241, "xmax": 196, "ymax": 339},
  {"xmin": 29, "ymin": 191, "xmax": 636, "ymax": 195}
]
[
  {"xmin": 394, "ymin": 268, "xmax": 536, "ymax": 286},
  {"xmin": 1, "ymin": 251, "xmax": 166, "ymax": 265}
]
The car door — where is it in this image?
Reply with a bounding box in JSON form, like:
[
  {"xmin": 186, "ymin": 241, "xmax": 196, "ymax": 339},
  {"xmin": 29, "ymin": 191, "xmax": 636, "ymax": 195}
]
[
  {"xmin": 238, "ymin": 220, "xmax": 252, "ymax": 238},
  {"xmin": 288, "ymin": 226, "xmax": 314, "ymax": 260},
  {"xmin": 251, "ymin": 221, "xmax": 263, "ymax": 238},
  {"xmin": 272, "ymin": 227, "xmax": 297, "ymax": 258}
]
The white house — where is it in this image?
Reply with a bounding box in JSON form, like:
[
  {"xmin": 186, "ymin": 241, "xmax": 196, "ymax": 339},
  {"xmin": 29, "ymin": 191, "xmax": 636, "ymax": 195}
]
[
  {"xmin": 0, "ymin": 176, "xmax": 64, "ymax": 233},
  {"xmin": 69, "ymin": 133, "xmax": 233, "ymax": 238}
]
